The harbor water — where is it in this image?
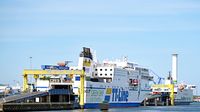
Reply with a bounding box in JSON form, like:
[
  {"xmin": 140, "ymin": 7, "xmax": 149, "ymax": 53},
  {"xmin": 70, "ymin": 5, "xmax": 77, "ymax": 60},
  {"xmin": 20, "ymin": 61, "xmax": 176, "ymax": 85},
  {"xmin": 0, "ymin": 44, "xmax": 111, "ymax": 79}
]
[{"xmin": 29, "ymin": 102, "xmax": 200, "ymax": 112}]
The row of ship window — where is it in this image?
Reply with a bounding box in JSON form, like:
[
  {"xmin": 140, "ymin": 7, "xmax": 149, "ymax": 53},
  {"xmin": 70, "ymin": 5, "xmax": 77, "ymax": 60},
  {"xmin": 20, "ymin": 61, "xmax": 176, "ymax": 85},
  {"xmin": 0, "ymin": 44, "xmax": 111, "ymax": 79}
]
[
  {"xmin": 95, "ymin": 73, "xmax": 113, "ymax": 76},
  {"xmin": 95, "ymin": 68, "xmax": 113, "ymax": 71}
]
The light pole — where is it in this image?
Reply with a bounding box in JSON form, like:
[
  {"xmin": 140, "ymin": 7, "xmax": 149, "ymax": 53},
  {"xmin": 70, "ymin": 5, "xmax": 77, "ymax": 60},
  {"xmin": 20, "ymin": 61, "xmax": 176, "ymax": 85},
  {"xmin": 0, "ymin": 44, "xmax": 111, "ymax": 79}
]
[
  {"xmin": 29, "ymin": 56, "xmax": 33, "ymax": 92},
  {"xmin": 29, "ymin": 56, "xmax": 32, "ymax": 69}
]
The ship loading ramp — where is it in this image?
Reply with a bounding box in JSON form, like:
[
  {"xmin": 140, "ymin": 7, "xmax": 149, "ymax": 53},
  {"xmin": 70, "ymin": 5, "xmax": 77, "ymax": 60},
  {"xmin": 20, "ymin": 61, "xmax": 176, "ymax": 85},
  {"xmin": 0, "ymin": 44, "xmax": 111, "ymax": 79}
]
[
  {"xmin": 0, "ymin": 92, "xmax": 48, "ymax": 111},
  {"xmin": 0, "ymin": 90, "xmax": 79, "ymax": 112},
  {"xmin": 142, "ymin": 84, "xmax": 175, "ymax": 106},
  {"xmin": 0, "ymin": 92, "xmax": 48, "ymax": 104}
]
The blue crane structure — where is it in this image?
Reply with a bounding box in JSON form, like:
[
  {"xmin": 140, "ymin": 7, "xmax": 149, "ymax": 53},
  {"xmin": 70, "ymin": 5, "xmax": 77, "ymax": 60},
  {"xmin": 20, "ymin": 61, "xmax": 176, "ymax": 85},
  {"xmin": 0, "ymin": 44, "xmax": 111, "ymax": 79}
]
[{"xmin": 150, "ymin": 70, "xmax": 165, "ymax": 84}]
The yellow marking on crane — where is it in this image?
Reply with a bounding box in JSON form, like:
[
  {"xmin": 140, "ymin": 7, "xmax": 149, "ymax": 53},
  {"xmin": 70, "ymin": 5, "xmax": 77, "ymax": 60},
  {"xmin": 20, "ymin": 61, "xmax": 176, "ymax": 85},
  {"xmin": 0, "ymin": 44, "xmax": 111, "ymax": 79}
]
[
  {"xmin": 79, "ymin": 74, "xmax": 85, "ymax": 108},
  {"xmin": 23, "ymin": 69, "xmax": 83, "ymax": 75},
  {"xmin": 152, "ymin": 84, "xmax": 174, "ymax": 106},
  {"xmin": 34, "ymin": 74, "xmax": 39, "ymax": 79},
  {"xmin": 23, "ymin": 74, "xmax": 28, "ymax": 92},
  {"xmin": 22, "ymin": 69, "xmax": 85, "ymax": 108},
  {"xmin": 169, "ymin": 84, "xmax": 174, "ymax": 106}
]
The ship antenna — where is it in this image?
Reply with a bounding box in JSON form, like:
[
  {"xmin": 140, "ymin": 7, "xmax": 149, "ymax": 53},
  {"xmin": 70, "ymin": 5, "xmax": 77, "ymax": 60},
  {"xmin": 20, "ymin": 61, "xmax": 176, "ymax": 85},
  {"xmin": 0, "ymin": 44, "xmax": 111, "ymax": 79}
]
[{"xmin": 93, "ymin": 50, "xmax": 97, "ymax": 63}]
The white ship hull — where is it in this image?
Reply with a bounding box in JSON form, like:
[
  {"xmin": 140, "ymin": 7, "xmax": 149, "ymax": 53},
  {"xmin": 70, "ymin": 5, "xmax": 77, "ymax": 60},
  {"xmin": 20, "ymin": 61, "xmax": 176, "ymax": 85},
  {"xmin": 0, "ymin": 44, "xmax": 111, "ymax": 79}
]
[
  {"xmin": 175, "ymin": 88, "xmax": 193, "ymax": 105},
  {"xmin": 82, "ymin": 81, "xmax": 150, "ymax": 108}
]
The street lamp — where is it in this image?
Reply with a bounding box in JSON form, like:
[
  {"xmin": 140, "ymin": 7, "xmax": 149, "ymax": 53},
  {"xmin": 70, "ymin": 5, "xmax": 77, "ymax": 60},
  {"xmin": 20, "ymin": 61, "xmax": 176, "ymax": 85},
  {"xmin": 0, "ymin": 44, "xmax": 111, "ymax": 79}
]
[{"xmin": 29, "ymin": 56, "xmax": 32, "ymax": 69}]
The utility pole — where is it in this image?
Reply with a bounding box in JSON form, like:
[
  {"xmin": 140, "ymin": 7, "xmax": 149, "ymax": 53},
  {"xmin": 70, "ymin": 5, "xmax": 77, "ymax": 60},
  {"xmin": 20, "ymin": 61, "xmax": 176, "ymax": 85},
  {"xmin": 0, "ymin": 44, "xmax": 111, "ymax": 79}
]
[
  {"xmin": 29, "ymin": 56, "xmax": 32, "ymax": 69},
  {"xmin": 29, "ymin": 56, "xmax": 33, "ymax": 92}
]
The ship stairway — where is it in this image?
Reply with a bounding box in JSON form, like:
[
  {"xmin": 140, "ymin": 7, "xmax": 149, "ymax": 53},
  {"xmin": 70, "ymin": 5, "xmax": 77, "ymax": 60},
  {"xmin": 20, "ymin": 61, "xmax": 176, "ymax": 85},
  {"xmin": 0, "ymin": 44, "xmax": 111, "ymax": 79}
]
[{"xmin": 0, "ymin": 92, "xmax": 48, "ymax": 104}]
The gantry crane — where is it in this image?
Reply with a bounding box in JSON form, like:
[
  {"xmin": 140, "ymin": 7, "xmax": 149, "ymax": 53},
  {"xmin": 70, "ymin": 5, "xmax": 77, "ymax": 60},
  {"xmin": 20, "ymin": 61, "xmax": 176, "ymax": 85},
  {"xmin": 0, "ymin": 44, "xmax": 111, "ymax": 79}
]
[{"xmin": 23, "ymin": 69, "xmax": 85, "ymax": 108}]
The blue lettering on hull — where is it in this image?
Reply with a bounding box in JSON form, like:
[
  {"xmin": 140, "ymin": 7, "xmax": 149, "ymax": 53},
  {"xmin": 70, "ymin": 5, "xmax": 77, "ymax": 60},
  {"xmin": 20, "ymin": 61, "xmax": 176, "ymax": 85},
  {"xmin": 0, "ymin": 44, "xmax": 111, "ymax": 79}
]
[{"xmin": 112, "ymin": 88, "xmax": 129, "ymax": 102}]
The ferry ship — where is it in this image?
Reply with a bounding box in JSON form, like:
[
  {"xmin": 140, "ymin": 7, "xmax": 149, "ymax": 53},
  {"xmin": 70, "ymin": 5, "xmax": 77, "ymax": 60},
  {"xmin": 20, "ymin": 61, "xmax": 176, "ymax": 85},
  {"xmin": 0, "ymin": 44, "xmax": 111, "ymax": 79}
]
[
  {"xmin": 35, "ymin": 47, "xmax": 153, "ymax": 108},
  {"xmin": 152, "ymin": 54, "xmax": 195, "ymax": 105}
]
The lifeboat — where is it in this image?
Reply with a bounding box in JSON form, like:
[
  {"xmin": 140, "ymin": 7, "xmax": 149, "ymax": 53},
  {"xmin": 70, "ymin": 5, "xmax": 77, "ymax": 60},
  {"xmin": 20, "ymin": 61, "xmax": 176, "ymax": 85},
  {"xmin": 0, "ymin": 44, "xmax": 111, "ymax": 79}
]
[
  {"xmin": 178, "ymin": 84, "xmax": 185, "ymax": 91},
  {"xmin": 57, "ymin": 62, "xmax": 66, "ymax": 66},
  {"xmin": 132, "ymin": 79, "xmax": 139, "ymax": 86}
]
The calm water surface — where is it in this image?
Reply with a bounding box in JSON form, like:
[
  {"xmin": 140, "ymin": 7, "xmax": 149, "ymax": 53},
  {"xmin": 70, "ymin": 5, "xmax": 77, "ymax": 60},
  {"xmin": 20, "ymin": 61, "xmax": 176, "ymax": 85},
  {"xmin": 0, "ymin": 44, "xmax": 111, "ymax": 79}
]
[{"xmin": 30, "ymin": 102, "xmax": 200, "ymax": 112}]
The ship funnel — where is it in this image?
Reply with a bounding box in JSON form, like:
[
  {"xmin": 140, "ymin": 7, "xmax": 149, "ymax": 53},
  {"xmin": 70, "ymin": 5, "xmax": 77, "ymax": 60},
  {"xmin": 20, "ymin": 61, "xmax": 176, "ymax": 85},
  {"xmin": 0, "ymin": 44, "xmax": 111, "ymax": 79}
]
[{"xmin": 172, "ymin": 54, "xmax": 178, "ymax": 84}]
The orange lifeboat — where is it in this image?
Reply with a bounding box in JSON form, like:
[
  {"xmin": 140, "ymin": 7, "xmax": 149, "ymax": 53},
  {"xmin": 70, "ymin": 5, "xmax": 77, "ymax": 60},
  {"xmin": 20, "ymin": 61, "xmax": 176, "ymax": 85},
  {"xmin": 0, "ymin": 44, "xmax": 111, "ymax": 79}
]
[
  {"xmin": 57, "ymin": 62, "xmax": 66, "ymax": 66},
  {"xmin": 178, "ymin": 84, "xmax": 185, "ymax": 91}
]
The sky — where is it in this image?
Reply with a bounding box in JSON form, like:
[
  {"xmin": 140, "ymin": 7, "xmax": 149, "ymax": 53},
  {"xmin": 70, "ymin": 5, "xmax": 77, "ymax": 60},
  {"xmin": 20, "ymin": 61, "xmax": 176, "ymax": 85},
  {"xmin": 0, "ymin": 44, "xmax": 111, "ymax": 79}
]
[{"xmin": 0, "ymin": 0, "xmax": 200, "ymax": 94}]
